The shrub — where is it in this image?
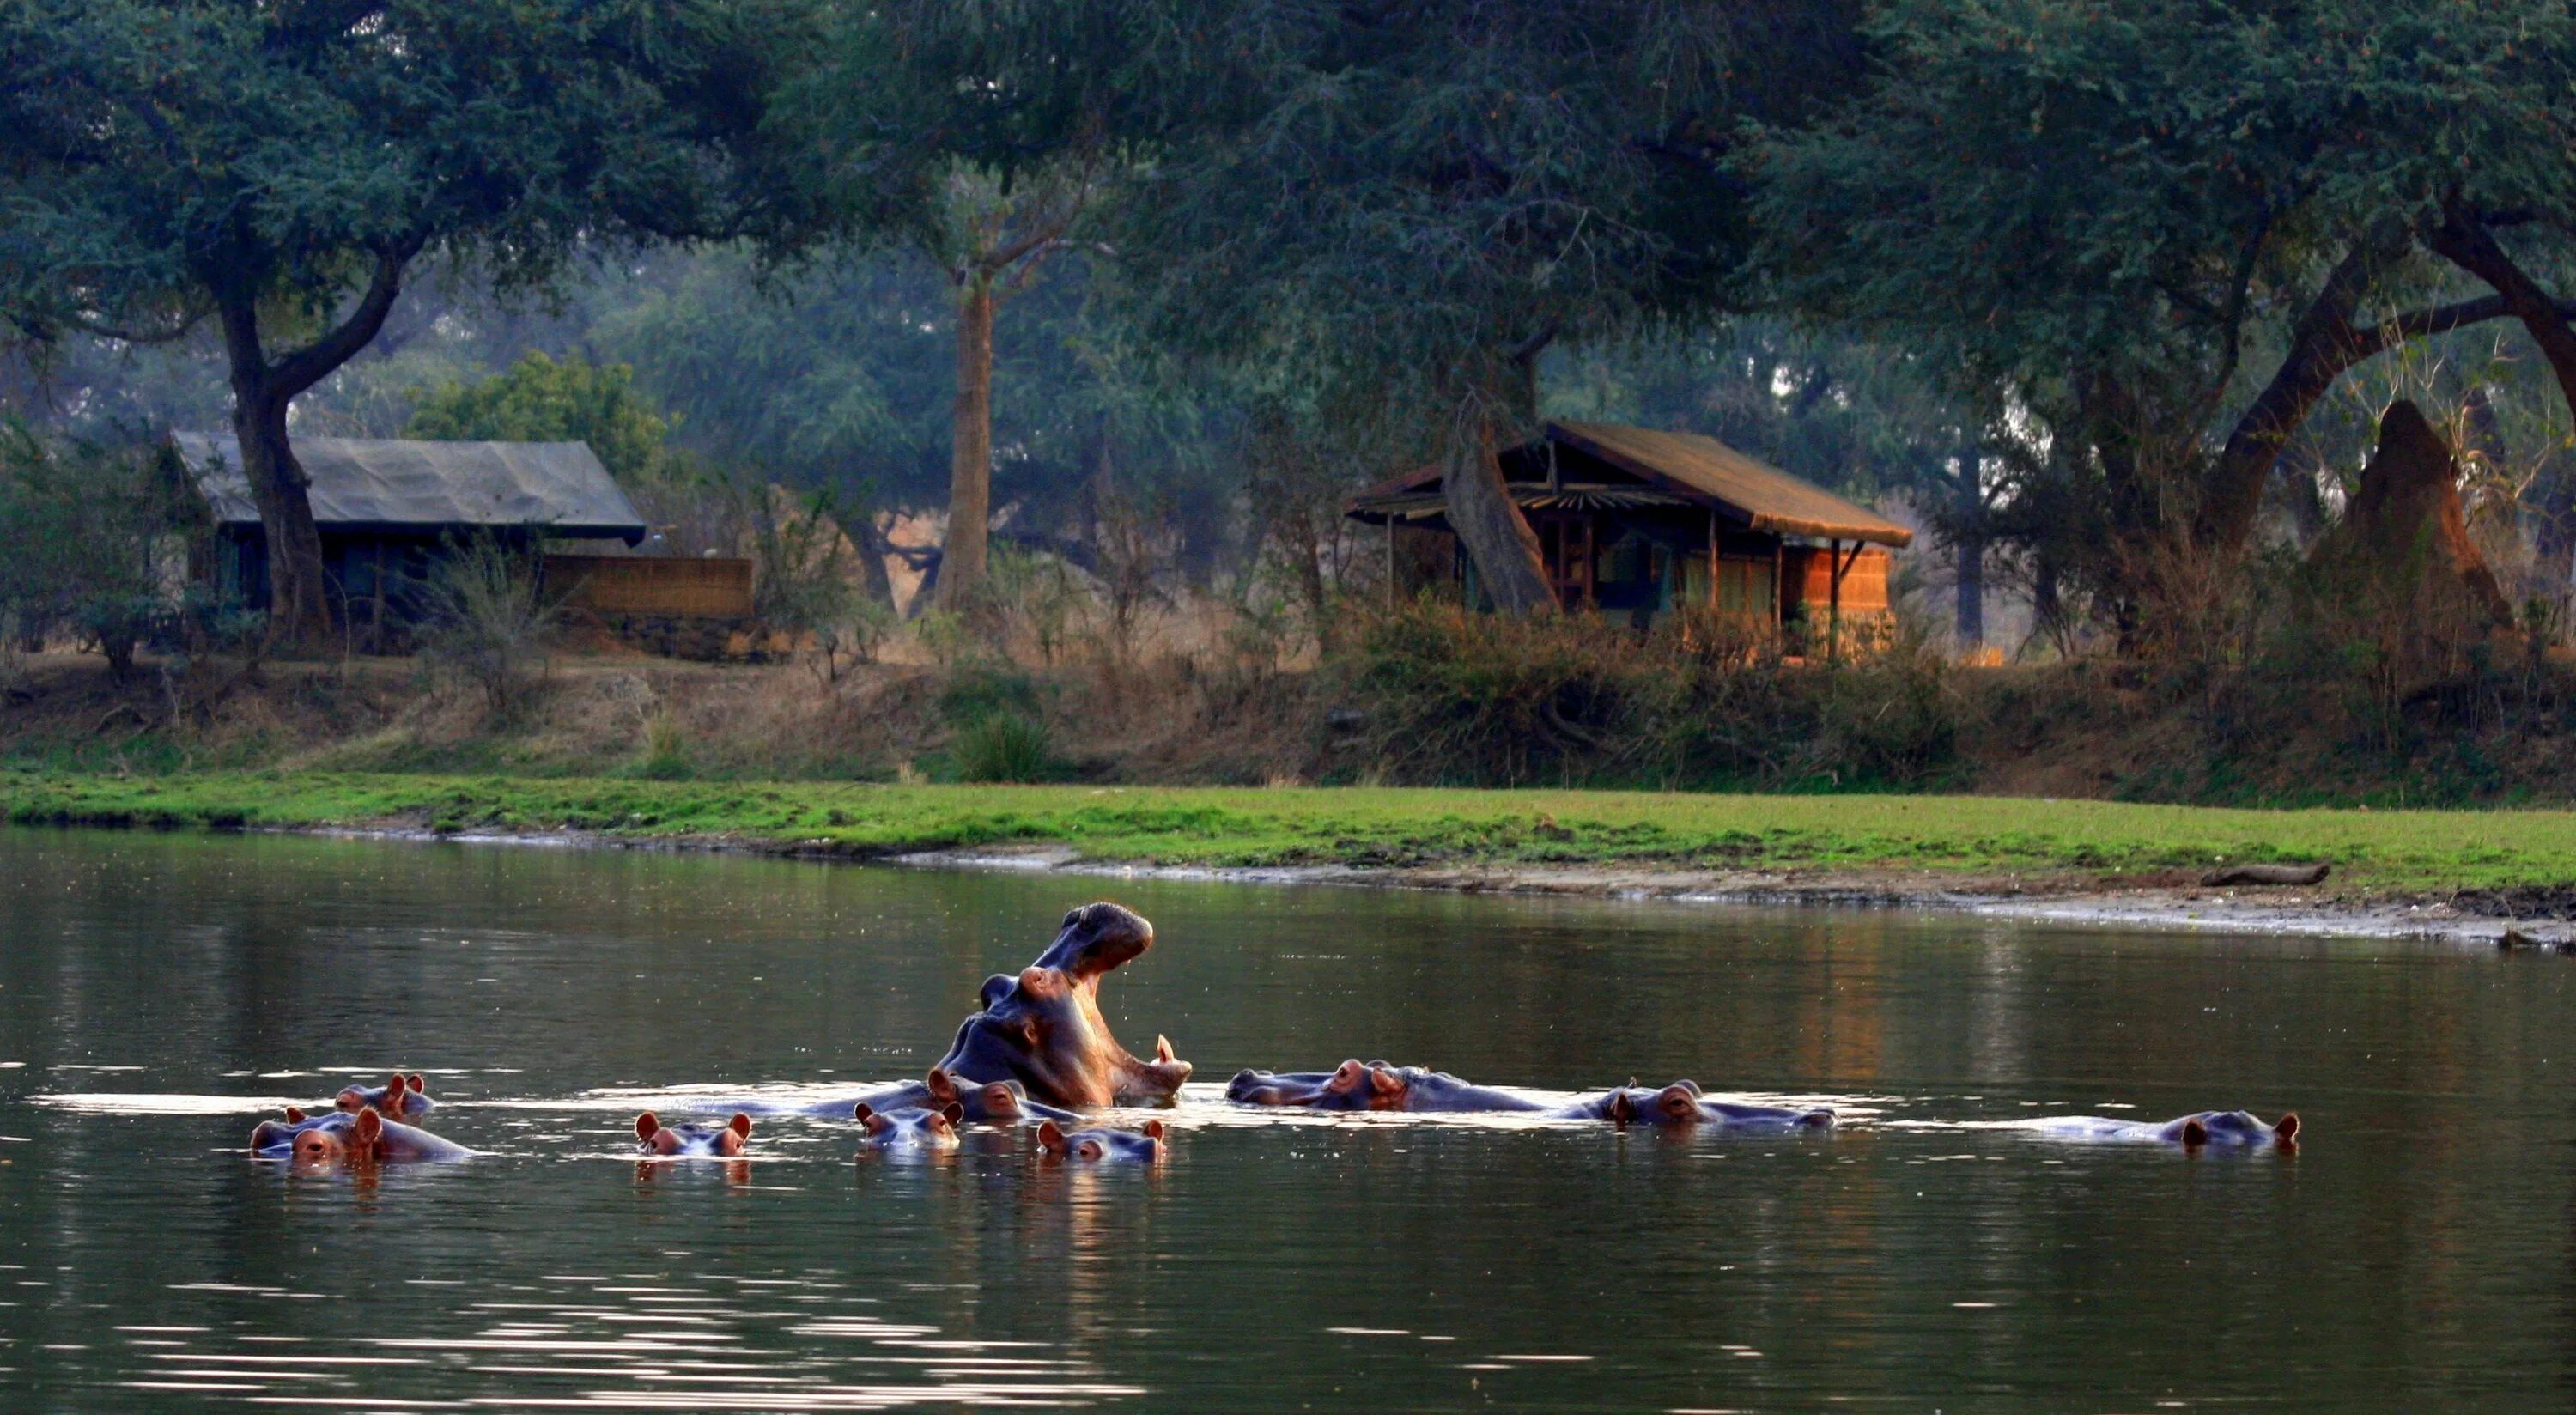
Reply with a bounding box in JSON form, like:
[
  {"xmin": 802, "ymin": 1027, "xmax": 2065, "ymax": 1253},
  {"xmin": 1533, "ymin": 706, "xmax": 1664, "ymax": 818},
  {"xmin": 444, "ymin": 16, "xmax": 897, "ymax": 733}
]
[
  {"xmin": 1327, "ymin": 599, "xmax": 1960, "ymax": 790},
  {"xmin": 416, "ymin": 532, "xmax": 560, "ymax": 715},
  {"xmin": 952, "ymin": 713, "xmax": 1056, "ymax": 783}
]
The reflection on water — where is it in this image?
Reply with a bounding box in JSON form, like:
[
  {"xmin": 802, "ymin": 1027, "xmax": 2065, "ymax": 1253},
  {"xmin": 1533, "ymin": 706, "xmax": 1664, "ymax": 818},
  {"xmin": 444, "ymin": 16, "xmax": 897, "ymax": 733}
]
[{"xmin": 1, "ymin": 826, "xmax": 2573, "ymax": 1412}]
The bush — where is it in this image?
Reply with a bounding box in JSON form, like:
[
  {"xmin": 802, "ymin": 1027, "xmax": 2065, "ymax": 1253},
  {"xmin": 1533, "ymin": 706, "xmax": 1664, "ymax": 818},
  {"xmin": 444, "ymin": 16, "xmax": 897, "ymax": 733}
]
[
  {"xmin": 0, "ymin": 423, "xmax": 204, "ymax": 679},
  {"xmin": 952, "ymin": 713, "xmax": 1057, "ymax": 783},
  {"xmin": 1327, "ymin": 599, "xmax": 1960, "ymax": 789},
  {"xmin": 416, "ymin": 533, "xmax": 560, "ymax": 715}
]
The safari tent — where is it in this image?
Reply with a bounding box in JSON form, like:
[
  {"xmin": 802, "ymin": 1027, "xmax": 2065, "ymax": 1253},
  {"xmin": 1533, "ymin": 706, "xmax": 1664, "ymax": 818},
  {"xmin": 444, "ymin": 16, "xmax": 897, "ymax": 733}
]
[
  {"xmin": 174, "ymin": 433, "xmax": 649, "ymax": 647},
  {"xmin": 1344, "ymin": 421, "xmax": 1911, "ymax": 643}
]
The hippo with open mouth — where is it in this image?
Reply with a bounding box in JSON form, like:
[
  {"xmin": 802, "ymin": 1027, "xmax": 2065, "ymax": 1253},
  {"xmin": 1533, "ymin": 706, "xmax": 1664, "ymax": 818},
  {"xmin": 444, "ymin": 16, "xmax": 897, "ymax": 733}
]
[
  {"xmin": 933, "ymin": 902, "xmax": 1192, "ymax": 1108},
  {"xmin": 1036, "ymin": 1119, "xmax": 1167, "ymax": 1163},
  {"xmin": 335, "ymin": 1073, "xmax": 434, "ymax": 1119},
  {"xmin": 250, "ymin": 1107, "xmax": 472, "ymax": 1163},
  {"xmin": 635, "ymin": 1111, "xmax": 752, "ymax": 1157},
  {"xmin": 2028, "ymin": 1110, "xmax": 2300, "ymax": 1150}
]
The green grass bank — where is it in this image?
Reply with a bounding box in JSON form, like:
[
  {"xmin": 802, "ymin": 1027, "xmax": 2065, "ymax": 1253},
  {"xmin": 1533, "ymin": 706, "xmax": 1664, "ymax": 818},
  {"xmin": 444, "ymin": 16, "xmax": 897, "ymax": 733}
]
[{"xmin": 7, "ymin": 768, "xmax": 2574, "ymax": 899}]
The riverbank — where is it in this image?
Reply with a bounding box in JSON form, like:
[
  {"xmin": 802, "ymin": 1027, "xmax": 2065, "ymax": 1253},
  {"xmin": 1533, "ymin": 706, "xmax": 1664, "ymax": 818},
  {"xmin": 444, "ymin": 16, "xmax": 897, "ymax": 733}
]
[{"xmin": 8, "ymin": 768, "xmax": 2575, "ymax": 943}]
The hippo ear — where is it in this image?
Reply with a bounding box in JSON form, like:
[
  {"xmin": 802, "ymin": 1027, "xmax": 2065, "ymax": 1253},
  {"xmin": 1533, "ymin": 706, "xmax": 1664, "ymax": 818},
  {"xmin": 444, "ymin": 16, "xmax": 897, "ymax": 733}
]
[
  {"xmin": 1036, "ymin": 1120, "xmax": 1068, "ymax": 1154},
  {"xmin": 940, "ymin": 1102, "xmax": 965, "ymax": 1127},
  {"xmin": 1606, "ymin": 1090, "xmax": 1638, "ymax": 1125},
  {"xmin": 2274, "ymin": 1113, "xmax": 2300, "ymax": 1145},
  {"xmin": 728, "ymin": 1113, "xmax": 753, "ymax": 1139},
  {"xmin": 1143, "ymin": 1120, "xmax": 1166, "ymax": 1141},
  {"xmin": 1369, "ymin": 1066, "xmax": 1406, "ymax": 1097},
  {"xmin": 408, "ymin": 1074, "xmax": 428, "ymax": 1095},
  {"xmin": 2180, "ymin": 1117, "xmax": 2211, "ymax": 1148},
  {"xmin": 355, "ymin": 1108, "xmax": 384, "ymax": 1144},
  {"xmin": 924, "ymin": 1068, "xmax": 958, "ymax": 1103},
  {"xmin": 862, "ymin": 1110, "xmax": 891, "ymax": 1136},
  {"xmin": 853, "ymin": 1103, "xmax": 876, "ymax": 1125},
  {"xmin": 387, "ymin": 1073, "xmax": 409, "ymax": 1096},
  {"xmin": 635, "ymin": 1113, "xmax": 661, "ymax": 1142},
  {"xmin": 284, "ymin": 1106, "xmax": 307, "ymax": 1124}
]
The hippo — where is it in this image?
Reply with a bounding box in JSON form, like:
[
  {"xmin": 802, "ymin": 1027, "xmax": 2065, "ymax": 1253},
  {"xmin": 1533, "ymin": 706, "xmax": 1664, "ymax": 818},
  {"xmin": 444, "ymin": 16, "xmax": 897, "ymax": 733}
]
[
  {"xmin": 335, "ymin": 1073, "xmax": 434, "ymax": 1119},
  {"xmin": 1226, "ymin": 1060, "xmax": 1546, "ymax": 1113},
  {"xmin": 855, "ymin": 1102, "xmax": 963, "ymax": 1152},
  {"xmin": 2027, "ymin": 1110, "xmax": 2300, "ymax": 1150},
  {"xmin": 635, "ymin": 1111, "xmax": 752, "ymax": 1158},
  {"xmin": 250, "ymin": 1106, "xmax": 471, "ymax": 1163},
  {"xmin": 933, "ymin": 902, "xmax": 1193, "ymax": 1108},
  {"xmin": 1558, "ymin": 1080, "xmax": 1835, "ymax": 1130},
  {"xmin": 848, "ymin": 1066, "xmax": 1076, "ymax": 1127},
  {"xmin": 1036, "ymin": 1119, "xmax": 1167, "ymax": 1163}
]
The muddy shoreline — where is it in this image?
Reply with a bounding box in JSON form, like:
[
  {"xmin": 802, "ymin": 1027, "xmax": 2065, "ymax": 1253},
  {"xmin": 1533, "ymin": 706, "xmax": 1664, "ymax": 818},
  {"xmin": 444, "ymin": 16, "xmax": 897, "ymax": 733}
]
[{"xmin": 243, "ymin": 820, "xmax": 2574, "ymax": 949}]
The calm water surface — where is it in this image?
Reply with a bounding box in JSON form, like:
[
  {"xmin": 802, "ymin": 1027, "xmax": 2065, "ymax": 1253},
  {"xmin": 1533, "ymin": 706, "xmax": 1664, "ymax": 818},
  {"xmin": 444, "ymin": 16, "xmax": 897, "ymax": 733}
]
[{"xmin": 0, "ymin": 826, "xmax": 2569, "ymax": 1412}]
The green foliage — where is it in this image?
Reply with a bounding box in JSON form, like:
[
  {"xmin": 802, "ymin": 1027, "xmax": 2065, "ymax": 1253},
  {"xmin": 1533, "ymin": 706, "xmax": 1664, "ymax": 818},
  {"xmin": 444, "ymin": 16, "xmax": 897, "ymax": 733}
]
[
  {"xmin": 1333, "ymin": 600, "xmax": 1959, "ymax": 791},
  {"xmin": 0, "ymin": 423, "xmax": 205, "ymax": 677},
  {"xmin": 403, "ymin": 354, "xmax": 672, "ymax": 484},
  {"xmin": 950, "ymin": 714, "xmax": 1058, "ymax": 785}
]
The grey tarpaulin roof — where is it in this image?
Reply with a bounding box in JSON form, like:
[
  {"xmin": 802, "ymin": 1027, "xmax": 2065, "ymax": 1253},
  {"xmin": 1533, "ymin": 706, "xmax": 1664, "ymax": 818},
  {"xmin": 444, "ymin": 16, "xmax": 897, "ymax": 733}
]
[{"xmin": 173, "ymin": 433, "xmax": 648, "ymax": 544}]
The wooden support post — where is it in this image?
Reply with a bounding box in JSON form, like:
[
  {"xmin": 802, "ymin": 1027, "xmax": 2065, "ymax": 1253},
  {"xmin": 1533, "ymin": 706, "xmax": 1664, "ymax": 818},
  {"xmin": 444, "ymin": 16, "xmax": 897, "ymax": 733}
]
[
  {"xmin": 1771, "ymin": 542, "xmax": 1785, "ymax": 630},
  {"xmin": 1706, "ymin": 511, "xmax": 1718, "ymax": 610},
  {"xmin": 1386, "ymin": 519, "xmax": 1396, "ymax": 609},
  {"xmin": 1827, "ymin": 539, "xmax": 1862, "ymax": 664}
]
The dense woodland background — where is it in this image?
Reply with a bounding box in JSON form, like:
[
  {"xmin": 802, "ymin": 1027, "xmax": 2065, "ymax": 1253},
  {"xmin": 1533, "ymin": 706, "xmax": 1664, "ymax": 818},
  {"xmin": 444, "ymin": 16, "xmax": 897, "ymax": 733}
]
[{"xmin": 9, "ymin": 1, "xmax": 2576, "ymax": 802}]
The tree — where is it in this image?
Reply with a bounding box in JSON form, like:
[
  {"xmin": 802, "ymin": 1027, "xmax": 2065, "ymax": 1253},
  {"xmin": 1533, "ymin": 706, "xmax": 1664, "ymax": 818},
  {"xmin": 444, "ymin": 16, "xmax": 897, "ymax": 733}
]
[
  {"xmin": 0, "ymin": 1, "xmax": 795, "ymax": 645},
  {"xmin": 1751, "ymin": 0, "xmax": 2576, "ymax": 637},
  {"xmin": 1103, "ymin": 1, "xmax": 1862, "ymax": 614},
  {"xmin": 404, "ymin": 353, "xmax": 673, "ymax": 486}
]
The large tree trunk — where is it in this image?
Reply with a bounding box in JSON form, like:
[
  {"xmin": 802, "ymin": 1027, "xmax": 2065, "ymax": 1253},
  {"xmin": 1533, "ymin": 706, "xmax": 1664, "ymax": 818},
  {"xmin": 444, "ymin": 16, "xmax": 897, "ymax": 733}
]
[
  {"xmin": 211, "ymin": 249, "xmax": 414, "ymax": 650},
  {"xmin": 230, "ymin": 394, "xmax": 334, "ymax": 644},
  {"xmin": 1443, "ymin": 398, "xmax": 1554, "ymax": 614},
  {"xmin": 1949, "ymin": 444, "xmax": 1984, "ymax": 647},
  {"xmin": 936, "ymin": 276, "xmax": 997, "ymax": 614}
]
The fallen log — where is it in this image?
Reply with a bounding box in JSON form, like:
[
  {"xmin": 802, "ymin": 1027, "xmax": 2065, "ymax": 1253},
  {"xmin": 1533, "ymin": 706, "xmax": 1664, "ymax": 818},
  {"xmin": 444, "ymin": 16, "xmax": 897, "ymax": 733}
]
[{"xmin": 2201, "ymin": 863, "xmax": 2331, "ymax": 888}]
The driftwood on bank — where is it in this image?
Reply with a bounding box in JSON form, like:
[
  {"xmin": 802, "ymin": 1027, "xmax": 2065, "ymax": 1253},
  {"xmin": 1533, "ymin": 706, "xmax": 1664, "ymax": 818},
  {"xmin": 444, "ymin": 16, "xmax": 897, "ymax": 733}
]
[{"xmin": 2201, "ymin": 863, "xmax": 2332, "ymax": 888}]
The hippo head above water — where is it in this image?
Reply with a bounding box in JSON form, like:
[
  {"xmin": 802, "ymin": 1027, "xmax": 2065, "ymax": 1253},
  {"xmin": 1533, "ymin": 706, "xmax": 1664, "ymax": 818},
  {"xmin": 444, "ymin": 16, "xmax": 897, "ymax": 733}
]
[
  {"xmin": 635, "ymin": 1112, "xmax": 752, "ymax": 1158},
  {"xmin": 2169, "ymin": 1110, "xmax": 2300, "ymax": 1149},
  {"xmin": 251, "ymin": 1107, "xmax": 471, "ymax": 1164},
  {"xmin": 857, "ymin": 1102, "xmax": 963, "ymax": 1151},
  {"xmin": 1036, "ymin": 1119, "xmax": 1167, "ymax": 1163},
  {"xmin": 933, "ymin": 903, "xmax": 1193, "ymax": 1108},
  {"xmin": 337, "ymin": 1074, "xmax": 433, "ymax": 1119},
  {"xmin": 1585, "ymin": 1080, "xmax": 1837, "ymax": 1131},
  {"xmin": 1224, "ymin": 1060, "xmax": 1546, "ymax": 1113}
]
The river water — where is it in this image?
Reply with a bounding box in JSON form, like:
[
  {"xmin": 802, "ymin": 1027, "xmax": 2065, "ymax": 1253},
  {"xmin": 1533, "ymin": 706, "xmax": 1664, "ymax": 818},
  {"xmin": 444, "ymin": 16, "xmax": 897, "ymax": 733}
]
[{"xmin": 0, "ymin": 826, "xmax": 2567, "ymax": 1412}]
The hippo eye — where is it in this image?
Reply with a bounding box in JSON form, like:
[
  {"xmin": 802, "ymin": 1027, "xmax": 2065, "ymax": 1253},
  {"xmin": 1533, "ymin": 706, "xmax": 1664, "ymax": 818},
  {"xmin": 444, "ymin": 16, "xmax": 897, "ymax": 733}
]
[{"xmin": 1063, "ymin": 908, "xmax": 1083, "ymax": 929}]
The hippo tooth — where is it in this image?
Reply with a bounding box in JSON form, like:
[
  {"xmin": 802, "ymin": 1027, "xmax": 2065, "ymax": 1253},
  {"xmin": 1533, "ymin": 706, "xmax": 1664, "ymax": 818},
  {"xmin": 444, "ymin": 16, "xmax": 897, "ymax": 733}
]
[{"xmin": 1155, "ymin": 1035, "xmax": 1175, "ymax": 1063}]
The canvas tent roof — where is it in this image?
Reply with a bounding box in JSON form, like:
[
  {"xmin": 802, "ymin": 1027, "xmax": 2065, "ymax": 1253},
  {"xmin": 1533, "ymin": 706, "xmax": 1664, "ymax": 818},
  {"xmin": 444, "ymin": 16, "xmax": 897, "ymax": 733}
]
[
  {"xmin": 1346, "ymin": 420, "xmax": 1912, "ymax": 548},
  {"xmin": 173, "ymin": 433, "xmax": 647, "ymax": 544}
]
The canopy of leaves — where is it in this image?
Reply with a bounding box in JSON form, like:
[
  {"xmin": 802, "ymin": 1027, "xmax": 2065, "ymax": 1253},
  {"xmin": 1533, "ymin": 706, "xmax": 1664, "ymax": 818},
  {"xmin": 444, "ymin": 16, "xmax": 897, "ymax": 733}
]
[
  {"xmin": 403, "ymin": 353, "xmax": 672, "ymax": 485},
  {"xmin": 0, "ymin": 0, "xmax": 795, "ymax": 343}
]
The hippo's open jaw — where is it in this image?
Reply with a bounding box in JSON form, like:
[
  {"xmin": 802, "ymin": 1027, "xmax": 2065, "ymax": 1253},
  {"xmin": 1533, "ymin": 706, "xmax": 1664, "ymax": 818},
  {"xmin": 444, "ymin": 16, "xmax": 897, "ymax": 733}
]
[
  {"xmin": 1033, "ymin": 902, "xmax": 1156, "ymax": 981},
  {"xmin": 933, "ymin": 902, "xmax": 1192, "ymax": 1109}
]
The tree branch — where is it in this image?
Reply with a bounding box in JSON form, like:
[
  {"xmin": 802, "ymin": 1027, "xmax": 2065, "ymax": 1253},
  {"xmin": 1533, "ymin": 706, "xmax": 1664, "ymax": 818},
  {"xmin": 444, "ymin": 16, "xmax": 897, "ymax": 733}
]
[
  {"xmin": 266, "ymin": 240, "xmax": 422, "ymax": 398},
  {"xmin": 2430, "ymin": 198, "xmax": 2576, "ymax": 422}
]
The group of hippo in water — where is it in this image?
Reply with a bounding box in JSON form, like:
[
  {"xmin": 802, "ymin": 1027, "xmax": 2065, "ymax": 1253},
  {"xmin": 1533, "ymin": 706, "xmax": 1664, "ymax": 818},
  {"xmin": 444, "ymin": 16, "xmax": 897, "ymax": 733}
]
[{"xmin": 246, "ymin": 902, "xmax": 2300, "ymax": 1166}]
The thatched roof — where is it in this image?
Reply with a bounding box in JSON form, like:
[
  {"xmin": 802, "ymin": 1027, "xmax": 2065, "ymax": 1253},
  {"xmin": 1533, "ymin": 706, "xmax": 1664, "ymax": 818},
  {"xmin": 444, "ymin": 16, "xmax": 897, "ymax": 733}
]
[
  {"xmin": 1346, "ymin": 420, "xmax": 1913, "ymax": 548},
  {"xmin": 173, "ymin": 433, "xmax": 647, "ymax": 544}
]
